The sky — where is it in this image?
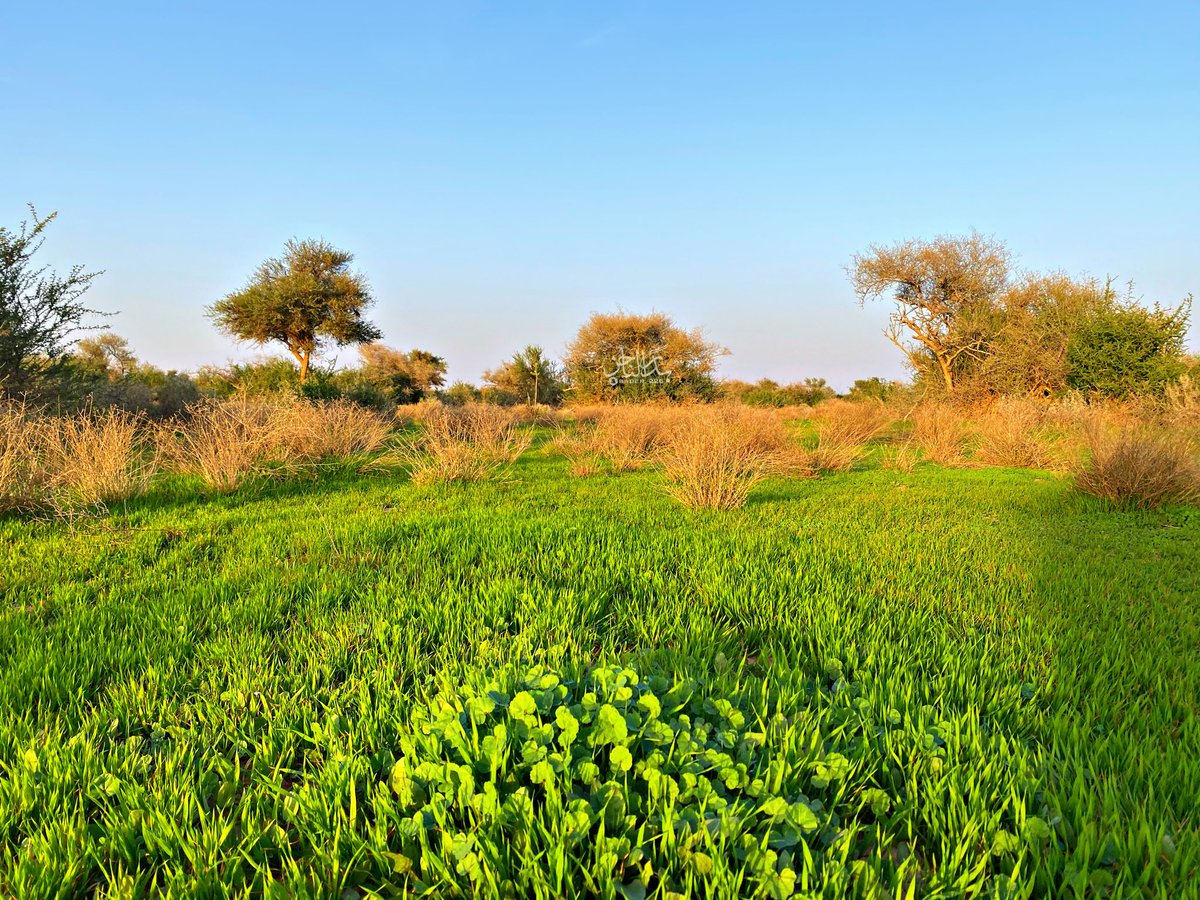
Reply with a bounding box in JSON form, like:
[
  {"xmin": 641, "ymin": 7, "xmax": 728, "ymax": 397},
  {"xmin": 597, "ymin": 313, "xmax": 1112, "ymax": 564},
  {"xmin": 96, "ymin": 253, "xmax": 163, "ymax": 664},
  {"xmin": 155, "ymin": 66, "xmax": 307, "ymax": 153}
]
[{"xmin": 4, "ymin": 1, "xmax": 1198, "ymax": 389}]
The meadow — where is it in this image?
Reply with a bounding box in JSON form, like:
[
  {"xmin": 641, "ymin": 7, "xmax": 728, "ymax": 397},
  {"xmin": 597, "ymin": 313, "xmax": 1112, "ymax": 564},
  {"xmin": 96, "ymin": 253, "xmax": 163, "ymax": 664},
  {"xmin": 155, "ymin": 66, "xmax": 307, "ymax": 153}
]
[{"xmin": 0, "ymin": 400, "xmax": 1197, "ymax": 898}]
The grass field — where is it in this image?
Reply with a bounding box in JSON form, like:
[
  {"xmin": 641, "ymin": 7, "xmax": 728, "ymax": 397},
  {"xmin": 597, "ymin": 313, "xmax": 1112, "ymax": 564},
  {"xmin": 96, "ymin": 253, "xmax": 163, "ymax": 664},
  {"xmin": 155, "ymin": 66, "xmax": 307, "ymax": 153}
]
[{"xmin": 1, "ymin": 432, "xmax": 1197, "ymax": 898}]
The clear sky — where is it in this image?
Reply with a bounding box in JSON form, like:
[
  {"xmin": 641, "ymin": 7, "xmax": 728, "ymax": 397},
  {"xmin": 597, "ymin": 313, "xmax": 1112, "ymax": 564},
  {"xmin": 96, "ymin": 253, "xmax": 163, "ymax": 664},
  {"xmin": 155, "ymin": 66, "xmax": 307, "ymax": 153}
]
[{"xmin": 4, "ymin": 1, "xmax": 1198, "ymax": 388}]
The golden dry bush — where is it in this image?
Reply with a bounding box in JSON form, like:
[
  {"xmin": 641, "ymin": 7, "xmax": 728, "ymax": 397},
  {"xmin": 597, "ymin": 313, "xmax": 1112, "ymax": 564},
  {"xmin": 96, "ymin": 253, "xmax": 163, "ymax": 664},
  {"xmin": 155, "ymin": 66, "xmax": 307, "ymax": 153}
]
[
  {"xmin": 659, "ymin": 406, "xmax": 793, "ymax": 510},
  {"xmin": 548, "ymin": 425, "xmax": 602, "ymax": 477},
  {"xmin": 402, "ymin": 403, "xmax": 530, "ymax": 485},
  {"xmin": 880, "ymin": 445, "xmax": 919, "ymax": 473},
  {"xmin": 40, "ymin": 409, "xmax": 156, "ymax": 507},
  {"xmin": 271, "ymin": 399, "xmax": 392, "ymax": 461},
  {"xmin": 0, "ymin": 401, "xmax": 48, "ymax": 512},
  {"xmin": 591, "ymin": 406, "xmax": 677, "ymax": 472},
  {"xmin": 158, "ymin": 396, "xmax": 281, "ymax": 491},
  {"xmin": 1075, "ymin": 427, "xmax": 1199, "ymax": 509},
  {"xmin": 911, "ymin": 404, "xmax": 971, "ymax": 466},
  {"xmin": 808, "ymin": 400, "xmax": 893, "ymax": 473},
  {"xmin": 974, "ymin": 398, "xmax": 1060, "ymax": 470}
]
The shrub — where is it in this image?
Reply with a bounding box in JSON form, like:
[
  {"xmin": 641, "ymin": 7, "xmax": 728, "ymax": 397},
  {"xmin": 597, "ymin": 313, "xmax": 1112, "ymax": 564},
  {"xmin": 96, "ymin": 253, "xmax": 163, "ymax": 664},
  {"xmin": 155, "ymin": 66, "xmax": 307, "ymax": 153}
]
[
  {"xmin": 271, "ymin": 399, "xmax": 392, "ymax": 461},
  {"xmin": 1075, "ymin": 428, "xmax": 1199, "ymax": 509},
  {"xmin": 911, "ymin": 404, "xmax": 970, "ymax": 466},
  {"xmin": 0, "ymin": 402, "xmax": 47, "ymax": 512},
  {"xmin": 808, "ymin": 400, "xmax": 893, "ymax": 473},
  {"xmin": 403, "ymin": 403, "xmax": 530, "ymax": 485},
  {"xmin": 157, "ymin": 397, "xmax": 281, "ymax": 491},
  {"xmin": 384, "ymin": 662, "xmax": 838, "ymax": 897},
  {"xmin": 591, "ymin": 407, "xmax": 676, "ymax": 472},
  {"xmin": 1164, "ymin": 374, "xmax": 1200, "ymax": 427},
  {"xmin": 549, "ymin": 426, "xmax": 602, "ymax": 478},
  {"xmin": 880, "ymin": 445, "xmax": 919, "ymax": 473},
  {"xmin": 660, "ymin": 407, "xmax": 792, "ymax": 509},
  {"xmin": 40, "ymin": 409, "xmax": 155, "ymax": 507},
  {"xmin": 974, "ymin": 398, "xmax": 1059, "ymax": 470}
]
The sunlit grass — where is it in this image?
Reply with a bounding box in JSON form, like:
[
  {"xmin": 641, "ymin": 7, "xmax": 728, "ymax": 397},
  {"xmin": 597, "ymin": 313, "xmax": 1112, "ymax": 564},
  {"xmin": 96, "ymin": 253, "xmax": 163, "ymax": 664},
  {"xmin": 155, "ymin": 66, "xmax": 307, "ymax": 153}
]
[{"xmin": 0, "ymin": 436, "xmax": 1196, "ymax": 897}]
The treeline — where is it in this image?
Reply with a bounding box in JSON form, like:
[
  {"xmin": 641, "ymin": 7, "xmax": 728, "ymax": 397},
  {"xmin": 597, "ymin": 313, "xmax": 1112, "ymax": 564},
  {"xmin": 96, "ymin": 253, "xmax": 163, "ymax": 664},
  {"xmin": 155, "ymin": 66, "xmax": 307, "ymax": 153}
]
[{"xmin": 2, "ymin": 209, "xmax": 1195, "ymax": 413}]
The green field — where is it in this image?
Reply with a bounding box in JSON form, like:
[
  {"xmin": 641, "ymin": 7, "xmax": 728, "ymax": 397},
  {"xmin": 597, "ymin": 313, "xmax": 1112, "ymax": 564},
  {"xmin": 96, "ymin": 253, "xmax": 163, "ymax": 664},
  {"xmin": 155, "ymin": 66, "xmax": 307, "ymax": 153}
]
[{"xmin": 1, "ymin": 437, "xmax": 1197, "ymax": 898}]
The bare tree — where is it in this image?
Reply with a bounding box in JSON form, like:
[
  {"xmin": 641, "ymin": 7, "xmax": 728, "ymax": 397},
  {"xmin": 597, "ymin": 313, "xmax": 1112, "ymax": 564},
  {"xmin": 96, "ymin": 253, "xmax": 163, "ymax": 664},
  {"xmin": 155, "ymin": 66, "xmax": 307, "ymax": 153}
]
[{"xmin": 850, "ymin": 232, "xmax": 1010, "ymax": 391}]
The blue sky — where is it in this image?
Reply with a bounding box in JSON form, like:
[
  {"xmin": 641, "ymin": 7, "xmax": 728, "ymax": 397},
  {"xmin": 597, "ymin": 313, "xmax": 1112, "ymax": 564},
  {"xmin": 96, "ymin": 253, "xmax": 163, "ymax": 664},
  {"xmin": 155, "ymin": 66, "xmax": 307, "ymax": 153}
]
[{"xmin": 4, "ymin": 1, "xmax": 1198, "ymax": 388}]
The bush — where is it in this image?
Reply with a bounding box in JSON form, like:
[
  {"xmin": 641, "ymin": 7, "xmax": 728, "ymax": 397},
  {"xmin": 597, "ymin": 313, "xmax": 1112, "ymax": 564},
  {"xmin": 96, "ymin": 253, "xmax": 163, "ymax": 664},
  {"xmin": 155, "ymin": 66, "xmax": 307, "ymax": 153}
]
[
  {"xmin": 0, "ymin": 402, "xmax": 47, "ymax": 512},
  {"xmin": 591, "ymin": 407, "xmax": 676, "ymax": 472},
  {"xmin": 911, "ymin": 404, "xmax": 970, "ymax": 466},
  {"xmin": 974, "ymin": 398, "xmax": 1060, "ymax": 470},
  {"xmin": 660, "ymin": 407, "xmax": 793, "ymax": 509},
  {"xmin": 382, "ymin": 662, "xmax": 837, "ymax": 897},
  {"xmin": 403, "ymin": 403, "xmax": 530, "ymax": 486},
  {"xmin": 271, "ymin": 399, "xmax": 393, "ymax": 461},
  {"xmin": 808, "ymin": 400, "xmax": 893, "ymax": 473},
  {"xmin": 1075, "ymin": 428, "xmax": 1199, "ymax": 509},
  {"xmin": 157, "ymin": 397, "xmax": 281, "ymax": 491},
  {"xmin": 40, "ymin": 409, "xmax": 155, "ymax": 507}
]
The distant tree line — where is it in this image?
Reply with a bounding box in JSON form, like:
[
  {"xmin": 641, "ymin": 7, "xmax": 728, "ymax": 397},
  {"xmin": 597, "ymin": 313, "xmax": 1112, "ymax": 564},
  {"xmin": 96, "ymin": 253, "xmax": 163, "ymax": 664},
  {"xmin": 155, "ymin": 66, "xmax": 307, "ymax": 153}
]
[{"xmin": 3, "ymin": 211, "xmax": 1195, "ymax": 413}]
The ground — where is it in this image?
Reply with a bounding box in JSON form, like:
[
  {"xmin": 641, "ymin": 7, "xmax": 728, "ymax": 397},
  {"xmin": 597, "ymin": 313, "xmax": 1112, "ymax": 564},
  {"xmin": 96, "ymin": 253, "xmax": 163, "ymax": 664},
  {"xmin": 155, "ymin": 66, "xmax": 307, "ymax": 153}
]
[{"xmin": 1, "ymin": 439, "xmax": 1197, "ymax": 898}]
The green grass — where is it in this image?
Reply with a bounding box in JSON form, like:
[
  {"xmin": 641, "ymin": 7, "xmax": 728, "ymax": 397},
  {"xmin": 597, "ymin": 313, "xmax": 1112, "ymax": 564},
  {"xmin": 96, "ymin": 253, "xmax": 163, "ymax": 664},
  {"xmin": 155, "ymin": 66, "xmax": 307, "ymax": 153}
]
[{"xmin": 0, "ymin": 443, "xmax": 1196, "ymax": 898}]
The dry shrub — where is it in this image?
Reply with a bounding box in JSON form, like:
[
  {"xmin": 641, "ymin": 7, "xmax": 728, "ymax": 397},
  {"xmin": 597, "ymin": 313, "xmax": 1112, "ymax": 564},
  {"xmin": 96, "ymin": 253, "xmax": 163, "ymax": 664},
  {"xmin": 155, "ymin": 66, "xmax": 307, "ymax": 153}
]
[
  {"xmin": 40, "ymin": 409, "xmax": 155, "ymax": 507},
  {"xmin": 1164, "ymin": 375, "xmax": 1200, "ymax": 427},
  {"xmin": 158, "ymin": 397, "xmax": 280, "ymax": 491},
  {"xmin": 592, "ymin": 406, "xmax": 676, "ymax": 471},
  {"xmin": 403, "ymin": 403, "xmax": 530, "ymax": 485},
  {"xmin": 549, "ymin": 426, "xmax": 602, "ymax": 478},
  {"xmin": 660, "ymin": 407, "xmax": 794, "ymax": 510},
  {"xmin": 808, "ymin": 400, "xmax": 893, "ymax": 473},
  {"xmin": 974, "ymin": 398, "xmax": 1060, "ymax": 470},
  {"xmin": 0, "ymin": 402, "xmax": 48, "ymax": 512},
  {"xmin": 880, "ymin": 445, "xmax": 919, "ymax": 473},
  {"xmin": 272, "ymin": 399, "xmax": 392, "ymax": 460},
  {"xmin": 1075, "ymin": 428, "xmax": 1200, "ymax": 510},
  {"xmin": 911, "ymin": 404, "xmax": 971, "ymax": 466}
]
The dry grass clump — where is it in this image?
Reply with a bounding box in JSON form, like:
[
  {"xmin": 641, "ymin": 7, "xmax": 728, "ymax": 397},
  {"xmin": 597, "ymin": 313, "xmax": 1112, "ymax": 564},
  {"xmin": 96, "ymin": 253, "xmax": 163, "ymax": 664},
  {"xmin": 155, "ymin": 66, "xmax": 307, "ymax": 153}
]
[
  {"xmin": 911, "ymin": 404, "xmax": 971, "ymax": 466},
  {"xmin": 592, "ymin": 406, "xmax": 677, "ymax": 472},
  {"xmin": 0, "ymin": 402, "xmax": 49, "ymax": 512},
  {"xmin": 548, "ymin": 426, "xmax": 603, "ymax": 477},
  {"xmin": 807, "ymin": 400, "xmax": 893, "ymax": 473},
  {"xmin": 157, "ymin": 396, "xmax": 281, "ymax": 491},
  {"xmin": 271, "ymin": 399, "xmax": 392, "ymax": 461},
  {"xmin": 974, "ymin": 398, "xmax": 1061, "ymax": 470},
  {"xmin": 1164, "ymin": 375, "xmax": 1200, "ymax": 427},
  {"xmin": 403, "ymin": 403, "xmax": 530, "ymax": 485},
  {"xmin": 1075, "ymin": 428, "xmax": 1200, "ymax": 510},
  {"xmin": 659, "ymin": 407, "xmax": 795, "ymax": 509},
  {"xmin": 40, "ymin": 409, "xmax": 156, "ymax": 507},
  {"xmin": 880, "ymin": 445, "xmax": 919, "ymax": 473}
]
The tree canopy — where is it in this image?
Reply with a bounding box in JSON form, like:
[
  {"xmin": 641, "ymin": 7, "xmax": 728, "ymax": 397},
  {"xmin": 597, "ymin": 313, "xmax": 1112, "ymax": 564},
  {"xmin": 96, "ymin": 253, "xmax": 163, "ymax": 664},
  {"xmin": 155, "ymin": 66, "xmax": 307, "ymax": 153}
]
[
  {"xmin": 0, "ymin": 207, "xmax": 103, "ymax": 395},
  {"xmin": 207, "ymin": 239, "xmax": 380, "ymax": 383}
]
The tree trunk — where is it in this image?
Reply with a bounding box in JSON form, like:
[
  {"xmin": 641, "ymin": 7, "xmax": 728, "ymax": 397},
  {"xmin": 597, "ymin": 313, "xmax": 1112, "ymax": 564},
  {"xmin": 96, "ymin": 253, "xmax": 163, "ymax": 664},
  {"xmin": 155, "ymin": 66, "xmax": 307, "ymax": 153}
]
[
  {"xmin": 937, "ymin": 355, "xmax": 954, "ymax": 392},
  {"xmin": 288, "ymin": 347, "xmax": 311, "ymax": 384}
]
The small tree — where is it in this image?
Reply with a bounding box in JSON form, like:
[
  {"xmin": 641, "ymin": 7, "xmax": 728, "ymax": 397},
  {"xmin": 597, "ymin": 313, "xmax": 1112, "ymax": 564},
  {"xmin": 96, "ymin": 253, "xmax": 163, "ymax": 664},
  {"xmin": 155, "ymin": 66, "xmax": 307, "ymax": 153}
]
[
  {"xmin": 74, "ymin": 332, "xmax": 137, "ymax": 379},
  {"xmin": 0, "ymin": 207, "xmax": 103, "ymax": 394},
  {"xmin": 1066, "ymin": 293, "xmax": 1191, "ymax": 397},
  {"xmin": 357, "ymin": 343, "xmax": 447, "ymax": 404},
  {"xmin": 483, "ymin": 345, "xmax": 565, "ymax": 406},
  {"xmin": 850, "ymin": 233, "xmax": 1010, "ymax": 392},
  {"xmin": 564, "ymin": 311, "xmax": 725, "ymax": 402},
  {"xmin": 208, "ymin": 239, "xmax": 380, "ymax": 383}
]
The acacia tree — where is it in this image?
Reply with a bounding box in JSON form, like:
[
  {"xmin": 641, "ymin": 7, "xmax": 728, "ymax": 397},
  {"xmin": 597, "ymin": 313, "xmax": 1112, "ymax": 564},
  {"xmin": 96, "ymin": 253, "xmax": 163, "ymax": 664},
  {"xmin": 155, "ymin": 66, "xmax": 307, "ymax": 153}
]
[
  {"xmin": 357, "ymin": 343, "xmax": 447, "ymax": 403},
  {"xmin": 850, "ymin": 233, "xmax": 1010, "ymax": 392},
  {"xmin": 208, "ymin": 239, "xmax": 380, "ymax": 383},
  {"xmin": 564, "ymin": 311, "xmax": 726, "ymax": 402},
  {"xmin": 0, "ymin": 207, "xmax": 103, "ymax": 394}
]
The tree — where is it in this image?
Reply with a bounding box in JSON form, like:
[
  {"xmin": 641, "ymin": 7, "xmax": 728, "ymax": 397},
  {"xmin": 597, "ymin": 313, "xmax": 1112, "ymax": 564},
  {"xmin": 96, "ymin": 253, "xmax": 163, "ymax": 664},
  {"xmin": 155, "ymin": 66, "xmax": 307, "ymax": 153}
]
[
  {"xmin": 357, "ymin": 343, "xmax": 447, "ymax": 404},
  {"xmin": 483, "ymin": 345, "xmax": 565, "ymax": 406},
  {"xmin": 1066, "ymin": 293, "xmax": 1191, "ymax": 397},
  {"xmin": 74, "ymin": 332, "xmax": 137, "ymax": 379},
  {"xmin": 850, "ymin": 232, "xmax": 1010, "ymax": 392},
  {"xmin": 207, "ymin": 239, "xmax": 380, "ymax": 383},
  {"xmin": 0, "ymin": 206, "xmax": 103, "ymax": 394},
  {"xmin": 564, "ymin": 311, "xmax": 726, "ymax": 402}
]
